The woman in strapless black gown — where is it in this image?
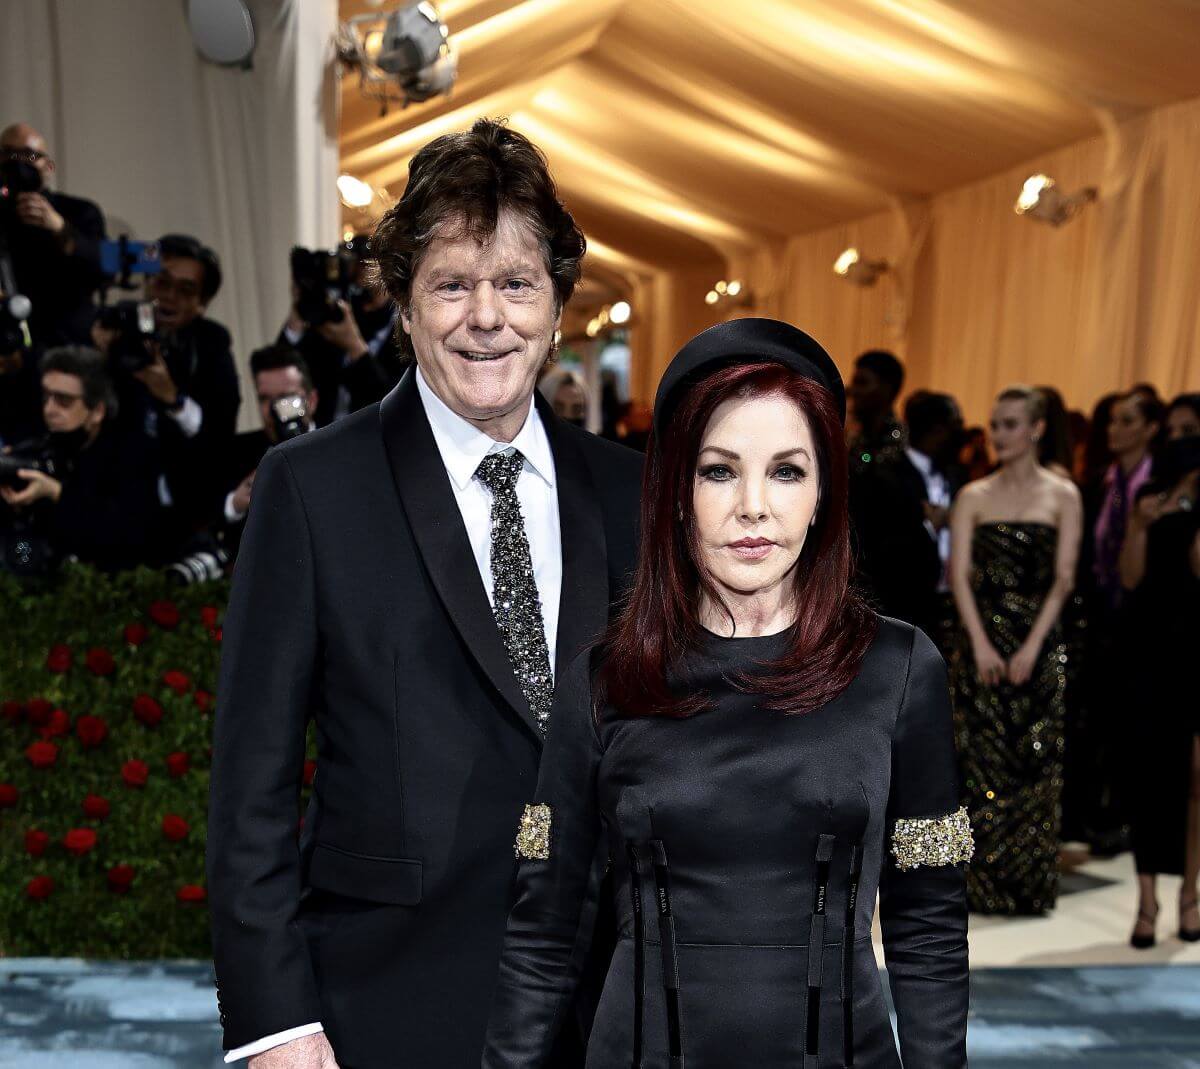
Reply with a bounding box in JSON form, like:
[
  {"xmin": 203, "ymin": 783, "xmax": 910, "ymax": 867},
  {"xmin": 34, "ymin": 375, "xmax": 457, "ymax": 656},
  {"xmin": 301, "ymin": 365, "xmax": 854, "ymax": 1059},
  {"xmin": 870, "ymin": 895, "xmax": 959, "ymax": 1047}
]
[
  {"xmin": 948, "ymin": 386, "xmax": 1083, "ymax": 916},
  {"xmin": 483, "ymin": 320, "xmax": 972, "ymax": 1068}
]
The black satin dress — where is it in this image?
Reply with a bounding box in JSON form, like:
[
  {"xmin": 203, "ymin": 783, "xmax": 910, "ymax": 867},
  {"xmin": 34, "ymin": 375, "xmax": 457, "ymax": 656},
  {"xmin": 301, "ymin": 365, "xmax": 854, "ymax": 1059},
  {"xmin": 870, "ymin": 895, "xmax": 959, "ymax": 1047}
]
[{"xmin": 483, "ymin": 619, "xmax": 971, "ymax": 1068}]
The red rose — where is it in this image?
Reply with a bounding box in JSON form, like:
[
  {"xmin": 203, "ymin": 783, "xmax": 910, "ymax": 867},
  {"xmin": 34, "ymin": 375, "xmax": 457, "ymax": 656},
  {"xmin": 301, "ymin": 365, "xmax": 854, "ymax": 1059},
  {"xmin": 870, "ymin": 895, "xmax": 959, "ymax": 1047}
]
[
  {"xmin": 26, "ymin": 698, "xmax": 53, "ymax": 725},
  {"xmin": 200, "ymin": 606, "xmax": 220, "ymax": 629},
  {"xmin": 27, "ymin": 740, "xmax": 58, "ymax": 768},
  {"xmin": 162, "ymin": 814, "xmax": 189, "ymax": 842},
  {"xmin": 163, "ymin": 670, "xmax": 191, "ymax": 695},
  {"xmin": 64, "ymin": 827, "xmax": 97, "ymax": 856},
  {"xmin": 82, "ymin": 794, "xmax": 111, "ymax": 820},
  {"xmin": 27, "ymin": 876, "xmax": 54, "ymax": 900},
  {"xmin": 303, "ymin": 759, "xmax": 317, "ymax": 787},
  {"xmin": 75, "ymin": 714, "xmax": 108, "ymax": 749},
  {"xmin": 25, "ymin": 828, "xmax": 49, "ymax": 856},
  {"xmin": 193, "ymin": 689, "xmax": 212, "ymax": 712},
  {"xmin": 2, "ymin": 700, "xmax": 22, "ymax": 722},
  {"xmin": 0, "ymin": 783, "xmax": 17, "ymax": 807},
  {"xmin": 39, "ymin": 707, "xmax": 70, "ymax": 739},
  {"xmin": 124, "ymin": 622, "xmax": 150, "ymax": 647},
  {"xmin": 121, "ymin": 759, "xmax": 149, "ymax": 787},
  {"xmin": 133, "ymin": 694, "xmax": 164, "ymax": 726},
  {"xmin": 166, "ymin": 751, "xmax": 190, "ymax": 778},
  {"xmin": 176, "ymin": 884, "xmax": 206, "ymax": 904},
  {"xmin": 46, "ymin": 644, "xmax": 72, "ymax": 672},
  {"xmin": 149, "ymin": 600, "xmax": 180, "ymax": 630},
  {"xmin": 85, "ymin": 647, "xmax": 115, "ymax": 676},
  {"xmin": 107, "ymin": 865, "xmax": 136, "ymax": 893}
]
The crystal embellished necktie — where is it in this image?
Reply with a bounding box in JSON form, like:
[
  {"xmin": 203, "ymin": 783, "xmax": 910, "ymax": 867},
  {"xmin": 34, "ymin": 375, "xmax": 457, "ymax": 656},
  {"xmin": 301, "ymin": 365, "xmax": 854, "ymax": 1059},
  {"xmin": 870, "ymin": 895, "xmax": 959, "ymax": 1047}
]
[{"xmin": 475, "ymin": 450, "xmax": 554, "ymax": 732}]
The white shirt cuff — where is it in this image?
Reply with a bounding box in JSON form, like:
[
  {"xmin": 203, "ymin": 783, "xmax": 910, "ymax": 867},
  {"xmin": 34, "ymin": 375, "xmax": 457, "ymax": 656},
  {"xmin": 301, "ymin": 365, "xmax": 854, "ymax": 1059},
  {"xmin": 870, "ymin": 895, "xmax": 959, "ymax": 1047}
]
[
  {"xmin": 283, "ymin": 324, "xmax": 305, "ymax": 346},
  {"xmin": 224, "ymin": 1022, "xmax": 325, "ymax": 1062},
  {"xmin": 166, "ymin": 395, "xmax": 203, "ymax": 437},
  {"xmin": 224, "ymin": 490, "xmax": 248, "ymax": 525}
]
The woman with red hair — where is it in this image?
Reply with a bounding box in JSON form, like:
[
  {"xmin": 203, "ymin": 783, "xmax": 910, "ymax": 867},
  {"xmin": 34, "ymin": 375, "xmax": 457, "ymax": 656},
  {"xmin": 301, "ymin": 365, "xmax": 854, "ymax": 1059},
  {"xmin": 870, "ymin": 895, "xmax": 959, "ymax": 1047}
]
[{"xmin": 483, "ymin": 319, "xmax": 972, "ymax": 1068}]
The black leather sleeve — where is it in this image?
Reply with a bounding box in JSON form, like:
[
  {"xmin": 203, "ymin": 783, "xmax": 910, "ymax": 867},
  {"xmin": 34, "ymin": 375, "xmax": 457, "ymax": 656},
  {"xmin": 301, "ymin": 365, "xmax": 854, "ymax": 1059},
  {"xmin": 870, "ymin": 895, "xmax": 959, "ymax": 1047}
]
[
  {"xmin": 482, "ymin": 656, "xmax": 607, "ymax": 1068},
  {"xmin": 878, "ymin": 627, "xmax": 970, "ymax": 1068},
  {"xmin": 206, "ymin": 447, "xmax": 324, "ymax": 1049}
]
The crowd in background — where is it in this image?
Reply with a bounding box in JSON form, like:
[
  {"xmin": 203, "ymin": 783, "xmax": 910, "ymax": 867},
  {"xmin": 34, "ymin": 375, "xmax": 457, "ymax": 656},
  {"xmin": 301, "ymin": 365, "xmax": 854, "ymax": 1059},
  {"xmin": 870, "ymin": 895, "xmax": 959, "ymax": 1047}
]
[{"xmin": 3, "ymin": 117, "xmax": 1199, "ymax": 944}]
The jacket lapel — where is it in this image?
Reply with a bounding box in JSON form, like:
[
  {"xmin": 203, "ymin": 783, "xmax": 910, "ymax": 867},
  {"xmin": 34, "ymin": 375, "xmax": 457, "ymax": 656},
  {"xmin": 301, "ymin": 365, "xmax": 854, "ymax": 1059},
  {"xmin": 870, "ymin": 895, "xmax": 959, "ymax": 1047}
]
[
  {"xmin": 537, "ymin": 394, "xmax": 610, "ymax": 683},
  {"xmin": 379, "ymin": 370, "xmax": 543, "ymax": 740}
]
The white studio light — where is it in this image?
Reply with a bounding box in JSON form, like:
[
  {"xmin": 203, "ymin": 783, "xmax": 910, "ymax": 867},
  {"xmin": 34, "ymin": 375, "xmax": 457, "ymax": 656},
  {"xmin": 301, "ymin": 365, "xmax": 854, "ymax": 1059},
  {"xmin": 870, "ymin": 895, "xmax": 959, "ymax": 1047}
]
[
  {"xmin": 725, "ymin": 280, "xmax": 742, "ymax": 297},
  {"xmin": 705, "ymin": 290, "xmax": 720, "ymax": 306},
  {"xmin": 337, "ymin": 174, "xmax": 375, "ymax": 209},
  {"xmin": 337, "ymin": 2, "xmax": 458, "ymax": 112},
  {"xmin": 609, "ymin": 300, "xmax": 632, "ymax": 325},
  {"xmin": 704, "ymin": 278, "xmax": 751, "ymax": 308},
  {"xmin": 1014, "ymin": 173, "xmax": 1097, "ymax": 226},
  {"xmin": 833, "ymin": 247, "xmax": 887, "ymax": 286}
]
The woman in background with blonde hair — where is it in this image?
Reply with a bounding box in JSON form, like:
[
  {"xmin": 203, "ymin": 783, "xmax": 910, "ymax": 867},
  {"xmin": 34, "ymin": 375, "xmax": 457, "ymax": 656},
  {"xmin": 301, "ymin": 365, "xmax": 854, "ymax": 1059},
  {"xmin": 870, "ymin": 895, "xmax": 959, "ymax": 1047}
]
[{"xmin": 949, "ymin": 385, "xmax": 1083, "ymax": 914}]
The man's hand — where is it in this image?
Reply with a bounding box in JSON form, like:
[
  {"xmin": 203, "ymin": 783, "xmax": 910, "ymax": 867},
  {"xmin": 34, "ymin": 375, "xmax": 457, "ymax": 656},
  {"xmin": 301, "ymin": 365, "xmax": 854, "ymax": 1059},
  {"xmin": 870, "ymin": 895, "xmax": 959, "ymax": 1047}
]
[
  {"xmin": 132, "ymin": 347, "xmax": 180, "ymax": 407},
  {"xmin": 247, "ymin": 1032, "xmax": 340, "ymax": 1068},
  {"xmin": 15, "ymin": 192, "xmax": 65, "ymax": 234},
  {"xmin": 923, "ymin": 501, "xmax": 950, "ymax": 531},
  {"xmin": 231, "ymin": 470, "xmax": 256, "ymax": 516},
  {"xmin": 317, "ymin": 301, "xmax": 368, "ymax": 361},
  {"xmin": 0, "ymin": 469, "xmax": 62, "ymax": 507}
]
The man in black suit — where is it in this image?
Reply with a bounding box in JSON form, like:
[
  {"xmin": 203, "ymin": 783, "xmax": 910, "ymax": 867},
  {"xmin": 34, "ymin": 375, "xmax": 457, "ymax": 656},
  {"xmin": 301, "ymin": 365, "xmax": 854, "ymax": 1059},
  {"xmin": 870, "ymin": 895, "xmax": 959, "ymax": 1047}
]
[
  {"xmin": 1, "ymin": 122, "xmax": 107, "ymax": 348},
  {"xmin": 850, "ymin": 389, "xmax": 963, "ymax": 642},
  {"xmin": 208, "ymin": 120, "xmax": 642, "ymax": 1069},
  {"xmin": 216, "ymin": 343, "xmax": 319, "ymax": 560}
]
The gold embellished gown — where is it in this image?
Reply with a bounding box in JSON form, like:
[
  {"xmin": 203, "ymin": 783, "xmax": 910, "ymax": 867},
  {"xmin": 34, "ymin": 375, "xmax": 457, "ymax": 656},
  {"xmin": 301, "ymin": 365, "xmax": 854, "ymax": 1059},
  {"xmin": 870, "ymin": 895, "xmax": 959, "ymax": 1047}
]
[{"xmin": 950, "ymin": 522, "xmax": 1066, "ymax": 915}]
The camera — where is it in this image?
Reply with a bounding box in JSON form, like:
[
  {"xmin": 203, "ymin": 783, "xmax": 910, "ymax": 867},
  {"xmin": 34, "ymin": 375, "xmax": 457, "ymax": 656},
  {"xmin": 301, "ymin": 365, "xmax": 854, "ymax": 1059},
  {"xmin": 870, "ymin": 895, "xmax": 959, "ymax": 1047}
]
[
  {"xmin": 0, "ymin": 437, "xmax": 58, "ymax": 489},
  {"xmin": 96, "ymin": 299, "xmax": 158, "ymax": 375},
  {"xmin": 270, "ymin": 393, "xmax": 312, "ymax": 442},
  {"xmin": 165, "ymin": 545, "xmax": 229, "ymax": 586},
  {"xmin": 290, "ymin": 244, "xmax": 360, "ymax": 326}
]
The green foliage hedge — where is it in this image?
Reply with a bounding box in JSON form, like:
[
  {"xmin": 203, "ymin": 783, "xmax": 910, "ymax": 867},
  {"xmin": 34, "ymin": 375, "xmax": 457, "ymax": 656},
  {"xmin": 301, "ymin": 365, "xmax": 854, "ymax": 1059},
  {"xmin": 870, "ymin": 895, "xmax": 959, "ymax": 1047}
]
[{"xmin": 0, "ymin": 564, "xmax": 282, "ymax": 957}]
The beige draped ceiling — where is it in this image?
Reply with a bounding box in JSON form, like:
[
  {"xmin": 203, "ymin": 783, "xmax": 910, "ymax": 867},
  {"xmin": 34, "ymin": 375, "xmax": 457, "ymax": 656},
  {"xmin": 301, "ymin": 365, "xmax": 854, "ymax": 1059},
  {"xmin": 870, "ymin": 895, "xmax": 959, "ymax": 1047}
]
[{"xmin": 339, "ymin": 0, "xmax": 1200, "ymax": 420}]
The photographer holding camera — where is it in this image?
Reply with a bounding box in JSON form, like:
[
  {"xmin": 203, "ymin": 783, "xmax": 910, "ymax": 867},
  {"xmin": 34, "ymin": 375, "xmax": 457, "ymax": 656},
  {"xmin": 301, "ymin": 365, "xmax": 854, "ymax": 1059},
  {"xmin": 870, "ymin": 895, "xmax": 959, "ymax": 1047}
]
[
  {"xmin": 91, "ymin": 233, "xmax": 240, "ymax": 531},
  {"xmin": 0, "ymin": 345, "xmax": 163, "ymax": 573},
  {"xmin": 216, "ymin": 343, "xmax": 318, "ymax": 558},
  {"xmin": 1, "ymin": 123, "xmax": 107, "ymax": 347},
  {"xmin": 281, "ymin": 236, "xmax": 400, "ymax": 427}
]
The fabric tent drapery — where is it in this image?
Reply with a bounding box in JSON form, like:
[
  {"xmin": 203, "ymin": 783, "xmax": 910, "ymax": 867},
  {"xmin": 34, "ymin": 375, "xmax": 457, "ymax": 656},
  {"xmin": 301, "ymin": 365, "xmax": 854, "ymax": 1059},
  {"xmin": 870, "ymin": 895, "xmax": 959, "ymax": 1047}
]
[{"xmin": 1, "ymin": 0, "xmax": 340, "ymax": 429}]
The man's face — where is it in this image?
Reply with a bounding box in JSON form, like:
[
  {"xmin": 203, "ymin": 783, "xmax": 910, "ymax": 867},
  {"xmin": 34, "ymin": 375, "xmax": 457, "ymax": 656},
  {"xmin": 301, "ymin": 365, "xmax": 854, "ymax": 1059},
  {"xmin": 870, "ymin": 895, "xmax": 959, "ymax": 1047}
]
[
  {"xmin": 256, "ymin": 366, "xmax": 316, "ymax": 444},
  {"xmin": 0, "ymin": 126, "xmax": 54, "ymax": 185},
  {"xmin": 848, "ymin": 366, "xmax": 893, "ymax": 423},
  {"xmin": 42, "ymin": 370, "xmax": 99, "ymax": 434},
  {"xmin": 149, "ymin": 256, "xmax": 206, "ymax": 333},
  {"xmin": 401, "ymin": 207, "xmax": 560, "ymax": 436}
]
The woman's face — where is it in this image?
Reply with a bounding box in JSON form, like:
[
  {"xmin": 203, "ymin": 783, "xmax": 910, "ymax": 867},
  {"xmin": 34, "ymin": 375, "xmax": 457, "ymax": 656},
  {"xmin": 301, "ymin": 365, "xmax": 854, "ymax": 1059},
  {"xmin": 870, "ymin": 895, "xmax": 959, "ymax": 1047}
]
[
  {"xmin": 1167, "ymin": 405, "xmax": 1200, "ymax": 442},
  {"xmin": 1107, "ymin": 396, "xmax": 1156, "ymax": 455},
  {"xmin": 988, "ymin": 399, "xmax": 1041, "ymax": 464},
  {"xmin": 692, "ymin": 391, "xmax": 820, "ymax": 602}
]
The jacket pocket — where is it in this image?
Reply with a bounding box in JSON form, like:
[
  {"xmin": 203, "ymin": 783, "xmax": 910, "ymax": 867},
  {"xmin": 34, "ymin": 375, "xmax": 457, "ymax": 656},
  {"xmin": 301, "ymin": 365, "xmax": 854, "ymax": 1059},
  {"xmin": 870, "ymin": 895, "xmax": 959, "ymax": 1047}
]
[{"xmin": 307, "ymin": 841, "xmax": 423, "ymax": 905}]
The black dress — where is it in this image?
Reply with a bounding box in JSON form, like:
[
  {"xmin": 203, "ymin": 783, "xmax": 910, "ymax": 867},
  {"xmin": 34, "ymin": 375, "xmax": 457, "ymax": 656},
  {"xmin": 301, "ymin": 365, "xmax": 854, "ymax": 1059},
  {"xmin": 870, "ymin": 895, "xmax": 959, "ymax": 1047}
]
[
  {"xmin": 949, "ymin": 522, "xmax": 1066, "ymax": 915},
  {"xmin": 1122, "ymin": 509, "xmax": 1200, "ymax": 874},
  {"xmin": 483, "ymin": 619, "xmax": 971, "ymax": 1068}
]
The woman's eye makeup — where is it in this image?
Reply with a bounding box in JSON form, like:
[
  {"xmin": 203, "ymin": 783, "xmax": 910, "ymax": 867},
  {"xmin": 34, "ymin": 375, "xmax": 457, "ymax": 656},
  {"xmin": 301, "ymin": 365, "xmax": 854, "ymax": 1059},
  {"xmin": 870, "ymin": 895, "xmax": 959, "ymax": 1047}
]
[
  {"xmin": 698, "ymin": 463, "xmax": 734, "ymax": 481},
  {"xmin": 772, "ymin": 463, "xmax": 807, "ymax": 481}
]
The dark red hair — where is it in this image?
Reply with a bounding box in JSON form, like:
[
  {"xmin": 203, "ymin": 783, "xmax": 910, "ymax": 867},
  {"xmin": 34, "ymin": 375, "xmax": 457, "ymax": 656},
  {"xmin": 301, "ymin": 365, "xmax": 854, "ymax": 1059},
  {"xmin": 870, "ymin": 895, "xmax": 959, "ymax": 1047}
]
[{"xmin": 597, "ymin": 362, "xmax": 877, "ymax": 719}]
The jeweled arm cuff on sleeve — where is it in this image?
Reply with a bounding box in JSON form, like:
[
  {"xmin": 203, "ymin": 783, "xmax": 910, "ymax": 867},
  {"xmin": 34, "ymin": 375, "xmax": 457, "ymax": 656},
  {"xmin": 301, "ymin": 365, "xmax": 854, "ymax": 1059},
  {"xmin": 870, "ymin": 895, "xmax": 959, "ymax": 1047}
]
[
  {"xmin": 890, "ymin": 806, "xmax": 974, "ymax": 871},
  {"xmin": 514, "ymin": 803, "xmax": 552, "ymax": 860}
]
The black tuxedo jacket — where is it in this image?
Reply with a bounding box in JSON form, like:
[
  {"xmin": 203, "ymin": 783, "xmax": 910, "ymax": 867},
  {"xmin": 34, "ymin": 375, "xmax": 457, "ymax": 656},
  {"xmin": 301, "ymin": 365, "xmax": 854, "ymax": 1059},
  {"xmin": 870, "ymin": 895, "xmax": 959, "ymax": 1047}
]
[{"xmin": 208, "ymin": 369, "xmax": 642, "ymax": 1067}]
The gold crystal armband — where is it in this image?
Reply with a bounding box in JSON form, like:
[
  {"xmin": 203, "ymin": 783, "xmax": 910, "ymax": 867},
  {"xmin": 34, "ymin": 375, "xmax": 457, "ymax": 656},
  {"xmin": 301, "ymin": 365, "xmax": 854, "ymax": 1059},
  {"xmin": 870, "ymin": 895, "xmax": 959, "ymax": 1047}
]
[
  {"xmin": 890, "ymin": 806, "xmax": 974, "ymax": 872},
  {"xmin": 514, "ymin": 803, "xmax": 552, "ymax": 861}
]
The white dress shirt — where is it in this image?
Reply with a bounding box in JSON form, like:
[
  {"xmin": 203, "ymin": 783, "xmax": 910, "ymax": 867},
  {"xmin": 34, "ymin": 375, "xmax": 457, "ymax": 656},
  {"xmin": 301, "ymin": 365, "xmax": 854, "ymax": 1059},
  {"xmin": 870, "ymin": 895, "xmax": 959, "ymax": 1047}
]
[
  {"xmin": 224, "ymin": 368, "xmax": 562, "ymax": 1062},
  {"xmin": 906, "ymin": 446, "xmax": 952, "ymax": 591}
]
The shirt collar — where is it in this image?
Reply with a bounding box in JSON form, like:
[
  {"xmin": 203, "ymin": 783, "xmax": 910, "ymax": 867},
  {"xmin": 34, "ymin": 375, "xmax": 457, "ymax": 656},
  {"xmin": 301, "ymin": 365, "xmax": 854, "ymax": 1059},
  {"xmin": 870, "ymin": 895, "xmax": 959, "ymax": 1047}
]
[
  {"xmin": 415, "ymin": 366, "xmax": 555, "ymax": 492},
  {"xmin": 905, "ymin": 446, "xmax": 933, "ymax": 477}
]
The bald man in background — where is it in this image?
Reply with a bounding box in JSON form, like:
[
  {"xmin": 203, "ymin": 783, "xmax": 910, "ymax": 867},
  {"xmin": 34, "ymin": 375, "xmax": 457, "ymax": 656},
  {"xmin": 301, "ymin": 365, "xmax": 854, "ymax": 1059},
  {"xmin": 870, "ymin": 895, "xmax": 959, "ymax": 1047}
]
[{"xmin": 1, "ymin": 122, "xmax": 106, "ymax": 346}]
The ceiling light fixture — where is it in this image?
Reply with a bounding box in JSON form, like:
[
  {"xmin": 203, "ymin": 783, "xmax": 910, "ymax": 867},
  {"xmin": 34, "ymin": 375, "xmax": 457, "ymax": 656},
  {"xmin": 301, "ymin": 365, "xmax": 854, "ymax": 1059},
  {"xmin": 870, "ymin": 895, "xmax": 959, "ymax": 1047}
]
[
  {"xmin": 336, "ymin": 2, "xmax": 457, "ymax": 114},
  {"xmin": 833, "ymin": 248, "xmax": 888, "ymax": 287},
  {"xmin": 704, "ymin": 279, "xmax": 750, "ymax": 308},
  {"xmin": 1014, "ymin": 174, "xmax": 1097, "ymax": 226}
]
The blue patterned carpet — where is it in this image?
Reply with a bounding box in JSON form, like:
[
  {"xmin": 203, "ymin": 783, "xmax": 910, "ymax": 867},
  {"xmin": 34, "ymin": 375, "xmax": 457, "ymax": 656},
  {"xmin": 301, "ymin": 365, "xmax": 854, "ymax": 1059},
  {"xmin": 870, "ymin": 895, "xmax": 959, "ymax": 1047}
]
[{"xmin": 0, "ymin": 960, "xmax": 1197, "ymax": 1067}]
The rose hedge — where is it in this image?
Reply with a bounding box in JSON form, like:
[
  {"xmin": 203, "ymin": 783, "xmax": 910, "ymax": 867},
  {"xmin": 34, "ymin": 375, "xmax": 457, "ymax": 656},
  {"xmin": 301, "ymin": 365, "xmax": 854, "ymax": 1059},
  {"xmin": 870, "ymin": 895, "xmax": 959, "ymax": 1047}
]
[{"xmin": 0, "ymin": 563, "xmax": 314, "ymax": 957}]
